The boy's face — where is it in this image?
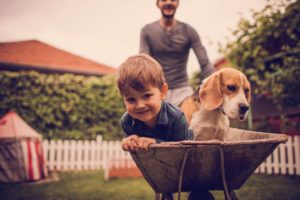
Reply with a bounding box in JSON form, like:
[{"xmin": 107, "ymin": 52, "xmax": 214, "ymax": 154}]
[{"xmin": 123, "ymin": 84, "xmax": 167, "ymax": 128}]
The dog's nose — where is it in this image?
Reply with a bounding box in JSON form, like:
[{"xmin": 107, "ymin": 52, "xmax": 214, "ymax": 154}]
[{"xmin": 239, "ymin": 103, "xmax": 249, "ymax": 114}]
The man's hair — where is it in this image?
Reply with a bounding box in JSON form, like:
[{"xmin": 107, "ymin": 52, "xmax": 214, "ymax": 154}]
[{"xmin": 116, "ymin": 54, "xmax": 165, "ymax": 96}]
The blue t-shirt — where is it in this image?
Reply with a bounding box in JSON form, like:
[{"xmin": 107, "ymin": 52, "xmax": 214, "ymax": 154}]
[{"xmin": 120, "ymin": 101, "xmax": 193, "ymax": 143}]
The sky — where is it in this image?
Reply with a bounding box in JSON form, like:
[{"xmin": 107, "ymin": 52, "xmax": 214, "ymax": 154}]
[{"xmin": 0, "ymin": 0, "xmax": 268, "ymax": 75}]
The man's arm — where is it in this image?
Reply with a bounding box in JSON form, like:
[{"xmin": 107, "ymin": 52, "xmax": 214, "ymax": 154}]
[
  {"xmin": 187, "ymin": 25, "xmax": 215, "ymax": 78},
  {"xmin": 139, "ymin": 26, "xmax": 151, "ymax": 54}
]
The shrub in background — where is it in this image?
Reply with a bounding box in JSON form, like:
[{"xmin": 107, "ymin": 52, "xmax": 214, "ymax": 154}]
[{"xmin": 0, "ymin": 70, "xmax": 125, "ymax": 140}]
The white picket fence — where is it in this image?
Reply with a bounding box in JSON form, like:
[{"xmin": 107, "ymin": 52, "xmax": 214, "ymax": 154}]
[
  {"xmin": 42, "ymin": 135, "xmax": 300, "ymax": 175},
  {"xmin": 42, "ymin": 136, "xmax": 135, "ymax": 172},
  {"xmin": 255, "ymin": 135, "xmax": 300, "ymax": 175}
]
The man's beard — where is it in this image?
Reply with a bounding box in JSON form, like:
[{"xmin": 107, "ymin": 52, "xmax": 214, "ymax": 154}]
[
  {"xmin": 161, "ymin": 9, "xmax": 176, "ymax": 19},
  {"xmin": 162, "ymin": 12, "xmax": 175, "ymax": 19},
  {"xmin": 161, "ymin": 5, "xmax": 176, "ymax": 19}
]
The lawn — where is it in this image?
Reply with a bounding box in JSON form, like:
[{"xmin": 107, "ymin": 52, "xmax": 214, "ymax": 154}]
[{"xmin": 0, "ymin": 170, "xmax": 299, "ymax": 200}]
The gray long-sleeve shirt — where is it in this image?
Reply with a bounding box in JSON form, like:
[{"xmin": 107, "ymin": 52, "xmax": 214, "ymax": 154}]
[{"xmin": 139, "ymin": 20, "xmax": 215, "ymax": 89}]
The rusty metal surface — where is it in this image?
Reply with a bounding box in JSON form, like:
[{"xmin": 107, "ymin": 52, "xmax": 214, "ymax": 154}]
[{"xmin": 130, "ymin": 128, "xmax": 288, "ymax": 193}]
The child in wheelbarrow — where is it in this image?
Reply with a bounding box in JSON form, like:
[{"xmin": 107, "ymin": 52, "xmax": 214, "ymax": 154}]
[
  {"xmin": 116, "ymin": 53, "xmax": 193, "ymax": 151},
  {"xmin": 116, "ymin": 54, "xmax": 214, "ymax": 200},
  {"xmin": 116, "ymin": 53, "xmax": 192, "ymax": 200}
]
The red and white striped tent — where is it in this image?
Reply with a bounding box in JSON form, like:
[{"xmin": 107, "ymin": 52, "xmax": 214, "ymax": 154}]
[{"xmin": 0, "ymin": 111, "xmax": 47, "ymax": 182}]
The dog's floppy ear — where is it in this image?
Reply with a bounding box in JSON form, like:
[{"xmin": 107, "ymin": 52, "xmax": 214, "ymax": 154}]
[
  {"xmin": 242, "ymin": 75, "xmax": 251, "ymax": 103},
  {"xmin": 199, "ymin": 72, "xmax": 223, "ymax": 110}
]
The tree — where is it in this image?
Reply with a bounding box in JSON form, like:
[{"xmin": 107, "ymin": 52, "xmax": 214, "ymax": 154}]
[{"xmin": 222, "ymin": 0, "xmax": 300, "ymax": 112}]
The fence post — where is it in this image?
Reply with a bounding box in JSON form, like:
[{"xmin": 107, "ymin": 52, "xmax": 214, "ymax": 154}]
[
  {"xmin": 279, "ymin": 142, "xmax": 287, "ymax": 175},
  {"xmin": 76, "ymin": 140, "xmax": 83, "ymax": 170},
  {"xmin": 63, "ymin": 140, "xmax": 69, "ymax": 171},
  {"xmin": 273, "ymin": 147, "xmax": 280, "ymax": 174},
  {"xmin": 96, "ymin": 135, "xmax": 103, "ymax": 169},
  {"xmin": 266, "ymin": 155, "xmax": 273, "ymax": 174},
  {"xmin": 56, "ymin": 140, "xmax": 63, "ymax": 171},
  {"xmin": 69, "ymin": 140, "xmax": 76, "ymax": 170},
  {"xmin": 48, "ymin": 140, "xmax": 56, "ymax": 171},
  {"xmin": 42, "ymin": 140, "xmax": 49, "ymax": 169},
  {"xmin": 90, "ymin": 140, "xmax": 96, "ymax": 170},
  {"xmin": 83, "ymin": 140, "xmax": 90, "ymax": 170},
  {"xmin": 102, "ymin": 140, "xmax": 109, "ymax": 180},
  {"xmin": 294, "ymin": 136, "xmax": 300, "ymax": 175},
  {"xmin": 286, "ymin": 137, "xmax": 294, "ymax": 174}
]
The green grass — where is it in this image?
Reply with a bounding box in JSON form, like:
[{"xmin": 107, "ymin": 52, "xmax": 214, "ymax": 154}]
[{"xmin": 0, "ymin": 171, "xmax": 299, "ymax": 200}]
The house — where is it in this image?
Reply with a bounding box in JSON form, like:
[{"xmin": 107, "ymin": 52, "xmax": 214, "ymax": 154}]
[
  {"xmin": 0, "ymin": 40, "xmax": 116, "ymax": 76},
  {"xmin": 214, "ymin": 57, "xmax": 300, "ymax": 135}
]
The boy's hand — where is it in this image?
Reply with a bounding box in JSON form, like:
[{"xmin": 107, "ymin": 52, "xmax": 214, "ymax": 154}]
[
  {"xmin": 121, "ymin": 135, "xmax": 139, "ymax": 151},
  {"xmin": 138, "ymin": 137, "xmax": 156, "ymax": 150}
]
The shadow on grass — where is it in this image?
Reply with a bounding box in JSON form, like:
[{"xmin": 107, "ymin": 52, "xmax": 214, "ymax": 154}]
[{"xmin": 0, "ymin": 171, "xmax": 299, "ymax": 200}]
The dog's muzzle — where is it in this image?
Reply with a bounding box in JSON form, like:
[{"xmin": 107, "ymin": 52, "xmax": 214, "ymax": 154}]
[{"xmin": 239, "ymin": 103, "xmax": 249, "ymax": 120}]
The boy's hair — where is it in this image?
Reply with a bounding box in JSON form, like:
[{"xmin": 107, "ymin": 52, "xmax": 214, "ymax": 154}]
[{"xmin": 116, "ymin": 54, "xmax": 165, "ymax": 96}]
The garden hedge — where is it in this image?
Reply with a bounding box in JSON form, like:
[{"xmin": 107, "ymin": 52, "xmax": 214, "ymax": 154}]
[{"xmin": 0, "ymin": 70, "xmax": 125, "ymax": 140}]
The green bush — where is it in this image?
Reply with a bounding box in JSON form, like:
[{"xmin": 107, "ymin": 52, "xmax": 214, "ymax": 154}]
[
  {"xmin": 0, "ymin": 70, "xmax": 126, "ymax": 140},
  {"xmin": 222, "ymin": 0, "xmax": 300, "ymax": 110}
]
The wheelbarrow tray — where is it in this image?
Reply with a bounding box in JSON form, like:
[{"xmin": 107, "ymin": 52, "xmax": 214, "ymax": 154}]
[{"xmin": 130, "ymin": 128, "xmax": 288, "ymax": 193}]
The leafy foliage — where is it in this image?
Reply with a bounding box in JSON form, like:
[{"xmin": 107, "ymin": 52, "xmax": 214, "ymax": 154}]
[
  {"xmin": 0, "ymin": 71, "xmax": 125, "ymax": 140},
  {"xmin": 221, "ymin": 0, "xmax": 300, "ymax": 111}
]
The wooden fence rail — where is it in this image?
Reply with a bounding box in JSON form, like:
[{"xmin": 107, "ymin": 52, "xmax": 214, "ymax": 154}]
[{"xmin": 43, "ymin": 135, "xmax": 300, "ymax": 176}]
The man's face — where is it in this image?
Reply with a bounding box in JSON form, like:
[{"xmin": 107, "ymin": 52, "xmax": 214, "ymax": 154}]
[{"xmin": 157, "ymin": 0, "xmax": 179, "ymax": 19}]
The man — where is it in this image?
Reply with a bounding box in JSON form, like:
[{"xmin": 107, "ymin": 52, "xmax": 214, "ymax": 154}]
[{"xmin": 139, "ymin": 0, "xmax": 215, "ymax": 106}]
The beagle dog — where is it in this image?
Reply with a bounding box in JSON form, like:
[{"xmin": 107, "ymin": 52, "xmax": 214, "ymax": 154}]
[{"xmin": 180, "ymin": 67, "xmax": 251, "ymax": 141}]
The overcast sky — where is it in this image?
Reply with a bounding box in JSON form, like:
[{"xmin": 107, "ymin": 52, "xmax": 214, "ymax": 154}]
[{"xmin": 0, "ymin": 0, "xmax": 267, "ymax": 75}]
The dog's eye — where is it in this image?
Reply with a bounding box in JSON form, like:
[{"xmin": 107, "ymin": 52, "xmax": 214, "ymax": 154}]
[
  {"xmin": 244, "ymin": 88, "xmax": 249, "ymax": 94},
  {"xmin": 227, "ymin": 85, "xmax": 236, "ymax": 91}
]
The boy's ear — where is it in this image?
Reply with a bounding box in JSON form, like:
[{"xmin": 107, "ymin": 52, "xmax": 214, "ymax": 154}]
[{"xmin": 161, "ymin": 83, "xmax": 168, "ymax": 98}]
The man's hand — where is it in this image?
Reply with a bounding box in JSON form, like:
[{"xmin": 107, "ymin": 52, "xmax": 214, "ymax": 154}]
[{"xmin": 121, "ymin": 135, "xmax": 139, "ymax": 151}]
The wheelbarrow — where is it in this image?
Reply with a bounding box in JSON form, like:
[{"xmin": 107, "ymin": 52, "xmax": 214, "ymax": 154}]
[{"xmin": 130, "ymin": 128, "xmax": 288, "ymax": 200}]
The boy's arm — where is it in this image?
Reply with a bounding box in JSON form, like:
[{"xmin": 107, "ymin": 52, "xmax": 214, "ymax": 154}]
[
  {"xmin": 121, "ymin": 135, "xmax": 139, "ymax": 151},
  {"xmin": 120, "ymin": 115, "xmax": 140, "ymax": 151},
  {"xmin": 120, "ymin": 115, "xmax": 157, "ymax": 150},
  {"xmin": 122, "ymin": 135, "xmax": 156, "ymax": 151}
]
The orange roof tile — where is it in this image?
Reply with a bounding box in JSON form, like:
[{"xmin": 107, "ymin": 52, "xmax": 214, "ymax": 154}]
[{"xmin": 0, "ymin": 40, "xmax": 116, "ymax": 75}]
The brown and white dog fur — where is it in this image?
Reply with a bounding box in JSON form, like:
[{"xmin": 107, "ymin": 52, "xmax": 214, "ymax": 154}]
[{"xmin": 180, "ymin": 67, "xmax": 251, "ymax": 141}]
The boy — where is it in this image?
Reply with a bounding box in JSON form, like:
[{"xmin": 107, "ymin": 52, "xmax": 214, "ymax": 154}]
[{"xmin": 116, "ymin": 54, "xmax": 193, "ymax": 151}]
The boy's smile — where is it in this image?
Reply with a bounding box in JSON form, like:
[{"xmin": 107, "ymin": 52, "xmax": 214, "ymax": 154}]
[{"xmin": 123, "ymin": 84, "xmax": 167, "ymax": 128}]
